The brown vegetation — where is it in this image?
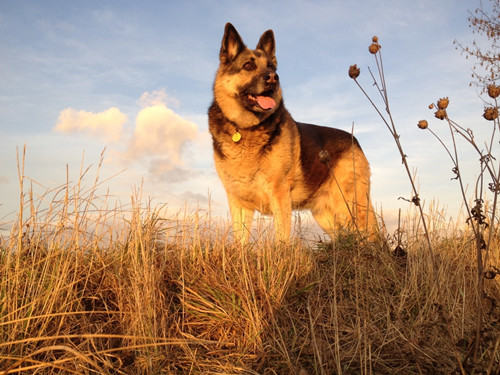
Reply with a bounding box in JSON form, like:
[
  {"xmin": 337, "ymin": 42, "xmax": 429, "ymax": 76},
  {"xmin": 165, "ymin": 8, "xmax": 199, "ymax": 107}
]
[{"xmin": 0, "ymin": 163, "xmax": 499, "ymax": 374}]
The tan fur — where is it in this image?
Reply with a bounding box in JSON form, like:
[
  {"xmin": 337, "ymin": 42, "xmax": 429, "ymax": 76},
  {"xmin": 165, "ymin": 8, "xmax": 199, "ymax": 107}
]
[
  {"xmin": 309, "ymin": 146, "xmax": 376, "ymax": 236},
  {"xmin": 209, "ymin": 23, "xmax": 377, "ymax": 243},
  {"xmin": 213, "ymin": 112, "xmax": 299, "ymax": 242}
]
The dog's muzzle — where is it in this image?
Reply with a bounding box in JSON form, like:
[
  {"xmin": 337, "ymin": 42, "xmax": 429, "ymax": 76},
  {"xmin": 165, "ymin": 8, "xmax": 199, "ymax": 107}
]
[{"xmin": 265, "ymin": 72, "xmax": 279, "ymax": 84}]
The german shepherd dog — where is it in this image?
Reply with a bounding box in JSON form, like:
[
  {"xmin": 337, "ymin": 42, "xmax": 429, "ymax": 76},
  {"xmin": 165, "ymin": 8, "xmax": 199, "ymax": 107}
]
[{"xmin": 209, "ymin": 23, "xmax": 376, "ymax": 243}]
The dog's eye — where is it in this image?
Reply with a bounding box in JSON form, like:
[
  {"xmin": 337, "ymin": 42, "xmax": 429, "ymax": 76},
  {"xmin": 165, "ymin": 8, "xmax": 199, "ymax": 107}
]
[{"xmin": 243, "ymin": 61, "xmax": 256, "ymax": 71}]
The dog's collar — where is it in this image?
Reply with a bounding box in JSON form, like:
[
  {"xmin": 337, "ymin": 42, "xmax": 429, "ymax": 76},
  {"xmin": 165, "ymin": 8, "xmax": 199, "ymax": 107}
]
[{"xmin": 225, "ymin": 102, "xmax": 283, "ymax": 143}]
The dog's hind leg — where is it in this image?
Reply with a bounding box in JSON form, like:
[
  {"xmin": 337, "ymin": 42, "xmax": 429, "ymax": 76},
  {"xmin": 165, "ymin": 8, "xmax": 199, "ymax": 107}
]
[
  {"xmin": 311, "ymin": 196, "xmax": 376, "ymax": 241},
  {"xmin": 311, "ymin": 198, "xmax": 353, "ymax": 240},
  {"xmin": 310, "ymin": 150, "xmax": 377, "ymax": 240}
]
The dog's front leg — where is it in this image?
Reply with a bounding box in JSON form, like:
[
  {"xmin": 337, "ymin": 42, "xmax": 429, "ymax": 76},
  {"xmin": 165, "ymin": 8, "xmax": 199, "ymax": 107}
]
[
  {"xmin": 228, "ymin": 196, "xmax": 254, "ymax": 244},
  {"xmin": 269, "ymin": 186, "xmax": 292, "ymax": 243}
]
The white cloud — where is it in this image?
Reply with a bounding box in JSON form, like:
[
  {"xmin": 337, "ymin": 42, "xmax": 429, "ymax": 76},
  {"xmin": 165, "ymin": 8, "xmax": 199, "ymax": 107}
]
[
  {"xmin": 127, "ymin": 102, "xmax": 198, "ymax": 167},
  {"xmin": 54, "ymin": 107, "xmax": 127, "ymax": 142},
  {"xmin": 52, "ymin": 91, "xmax": 200, "ymax": 184},
  {"xmin": 138, "ymin": 89, "xmax": 180, "ymax": 108}
]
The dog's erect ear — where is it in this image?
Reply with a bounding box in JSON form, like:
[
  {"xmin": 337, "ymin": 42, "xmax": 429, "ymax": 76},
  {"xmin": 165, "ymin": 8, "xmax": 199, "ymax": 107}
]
[
  {"xmin": 220, "ymin": 23, "xmax": 246, "ymax": 64},
  {"xmin": 256, "ymin": 29, "xmax": 276, "ymax": 65}
]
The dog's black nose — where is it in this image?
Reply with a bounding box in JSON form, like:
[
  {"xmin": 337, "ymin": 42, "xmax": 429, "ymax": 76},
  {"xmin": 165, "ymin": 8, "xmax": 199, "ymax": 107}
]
[{"xmin": 265, "ymin": 72, "xmax": 279, "ymax": 84}]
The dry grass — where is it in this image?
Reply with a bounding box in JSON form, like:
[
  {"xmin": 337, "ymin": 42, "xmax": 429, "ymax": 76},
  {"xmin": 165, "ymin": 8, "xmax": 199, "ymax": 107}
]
[{"xmin": 0, "ymin": 167, "xmax": 499, "ymax": 374}]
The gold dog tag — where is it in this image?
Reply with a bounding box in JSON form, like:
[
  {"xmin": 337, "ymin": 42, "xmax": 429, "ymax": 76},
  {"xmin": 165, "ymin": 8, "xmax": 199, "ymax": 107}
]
[{"xmin": 232, "ymin": 131, "xmax": 242, "ymax": 143}]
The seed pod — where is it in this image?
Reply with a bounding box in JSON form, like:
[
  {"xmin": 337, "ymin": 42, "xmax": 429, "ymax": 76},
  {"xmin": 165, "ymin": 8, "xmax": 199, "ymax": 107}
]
[
  {"xmin": 348, "ymin": 64, "xmax": 360, "ymax": 79},
  {"xmin": 372, "ymin": 36, "xmax": 379, "ymax": 43},
  {"xmin": 487, "ymin": 84, "xmax": 500, "ymax": 99},
  {"xmin": 483, "ymin": 107, "xmax": 499, "ymax": 121},
  {"xmin": 434, "ymin": 109, "xmax": 447, "ymax": 120},
  {"xmin": 428, "ymin": 103, "xmax": 434, "ymax": 109},
  {"xmin": 417, "ymin": 120, "xmax": 428, "ymax": 129},
  {"xmin": 437, "ymin": 97, "xmax": 449, "ymax": 110},
  {"xmin": 369, "ymin": 43, "xmax": 380, "ymax": 54}
]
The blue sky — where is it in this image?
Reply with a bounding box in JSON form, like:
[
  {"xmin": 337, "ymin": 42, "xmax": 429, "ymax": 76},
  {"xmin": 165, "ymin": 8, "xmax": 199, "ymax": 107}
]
[{"xmin": 0, "ymin": 0, "xmax": 493, "ymax": 232}]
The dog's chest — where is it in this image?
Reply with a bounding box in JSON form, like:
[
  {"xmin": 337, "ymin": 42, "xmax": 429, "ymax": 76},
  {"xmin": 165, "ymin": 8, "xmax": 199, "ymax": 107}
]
[
  {"xmin": 214, "ymin": 138, "xmax": 291, "ymax": 211},
  {"xmin": 216, "ymin": 141, "xmax": 275, "ymax": 185}
]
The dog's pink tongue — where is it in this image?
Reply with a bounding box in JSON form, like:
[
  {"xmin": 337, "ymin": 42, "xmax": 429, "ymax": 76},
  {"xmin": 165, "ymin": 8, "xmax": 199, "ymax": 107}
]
[{"xmin": 256, "ymin": 96, "xmax": 276, "ymax": 110}]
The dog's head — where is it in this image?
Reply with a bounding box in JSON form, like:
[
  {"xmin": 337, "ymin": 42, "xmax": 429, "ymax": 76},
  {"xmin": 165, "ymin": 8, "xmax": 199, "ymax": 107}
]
[{"xmin": 214, "ymin": 23, "xmax": 282, "ymax": 128}]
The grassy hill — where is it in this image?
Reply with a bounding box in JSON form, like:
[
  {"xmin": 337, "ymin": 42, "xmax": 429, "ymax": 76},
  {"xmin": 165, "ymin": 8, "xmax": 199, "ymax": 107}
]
[{"xmin": 1, "ymin": 184, "xmax": 499, "ymax": 374}]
